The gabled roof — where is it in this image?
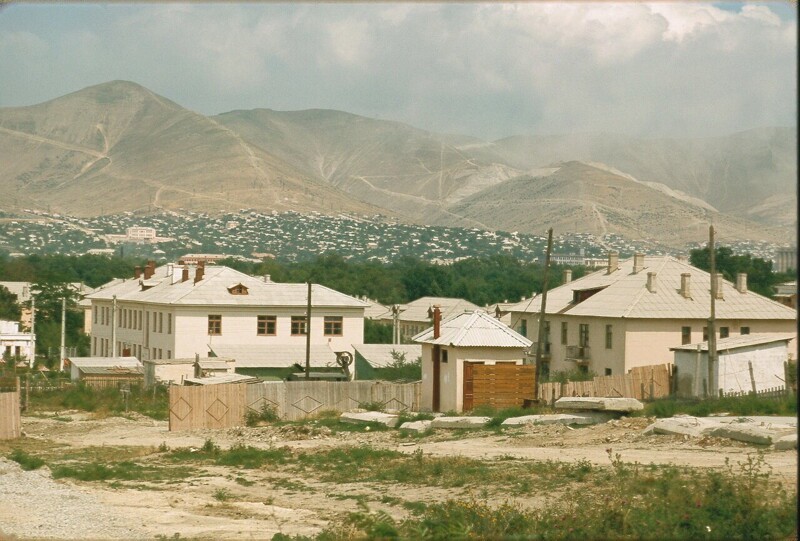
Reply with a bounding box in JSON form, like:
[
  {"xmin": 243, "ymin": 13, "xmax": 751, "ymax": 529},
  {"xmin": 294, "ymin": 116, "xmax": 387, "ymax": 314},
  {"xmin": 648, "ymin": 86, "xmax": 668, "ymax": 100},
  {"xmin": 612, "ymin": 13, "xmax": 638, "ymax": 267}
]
[
  {"xmin": 86, "ymin": 265, "xmax": 367, "ymax": 308},
  {"xmin": 507, "ymin": 256, "xmax": 797, "ymax": 320},
  {"xmin": 413, "ymin": 310, "xmax": 532, "ymax": 348},
  {"xmin": 376, "ymin": 296, "xmax": 480, "ymax": 322},
  {"xmin": 670, "ymin": 333, "xmax": 796, "ymax": 352},
  {"xmin": 352, "ymin": 344, "xmax": 422, "ymax": 368},
  {"xmin": 209, "ymin": 343, "xmax": 338, "ymax": 368}
]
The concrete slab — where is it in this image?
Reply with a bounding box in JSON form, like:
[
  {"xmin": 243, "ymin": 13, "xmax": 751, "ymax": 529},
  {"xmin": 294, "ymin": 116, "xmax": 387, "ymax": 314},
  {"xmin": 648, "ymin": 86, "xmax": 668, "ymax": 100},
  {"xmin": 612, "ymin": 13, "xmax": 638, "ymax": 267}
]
[
  {"xmin": 555, "ymin": 397, "xmax": 644, "ymax": 412},
  {"xmin": 502, "ymin": 412, "xmax": 614, "ymax": 427},
  {"xmin": 431, "ymin": 416, "xmax": 490, "ymax": 429},
  {"xmin": 708, "ymin": 425, "xmax": 776, "ymax": 445},
  {"xmin": 399, "ymin": 420, "xmax": 433, "ymax": 433},
  {"xmin": 340, "ymin": 411, "xmax": 399, "ymax": 428},
  {"xmin": 644, "ymin": 416, "xmax": 722, "ymax": 438},
  {"xmin": 773, "ymin": 433, "xmax": 797, "ymax": 451}
]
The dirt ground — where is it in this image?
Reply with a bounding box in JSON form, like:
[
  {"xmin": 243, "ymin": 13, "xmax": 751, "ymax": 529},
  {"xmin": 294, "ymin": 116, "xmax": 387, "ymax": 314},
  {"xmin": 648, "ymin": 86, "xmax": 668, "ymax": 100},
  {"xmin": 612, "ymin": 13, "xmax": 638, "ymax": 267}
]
[{"xmin": 0, "ymin": 412, "xmax": 796, "ymax": 540}]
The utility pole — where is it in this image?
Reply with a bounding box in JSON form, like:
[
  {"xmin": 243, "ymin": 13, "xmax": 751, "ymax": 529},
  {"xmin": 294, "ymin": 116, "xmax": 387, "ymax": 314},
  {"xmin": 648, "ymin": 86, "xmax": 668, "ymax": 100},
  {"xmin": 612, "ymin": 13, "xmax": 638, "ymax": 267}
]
[
  {"xmin": 29, "ymin": 296, "xmax": 36, "ymax": 369},
  {"xmin": 111, "ymin": 295, "xmax": 117, "ymax": 357},
  {"xmin": 392, "ymin": 304, "xmax": 400, "ymax": 344},
  {"xmin": 707, "ymin": 226, "xmax": 717, "ymax": 398},
  {"xmin": 534, "ymin": 228, "xmax": 553, "ymax": 398},
  {"xmin": 59, "ymin": 297, "xmax": 66, "ymax": 371},
  {"xmin": 305, "ymin": 282, "xmax": 312, "ymax": 379}
]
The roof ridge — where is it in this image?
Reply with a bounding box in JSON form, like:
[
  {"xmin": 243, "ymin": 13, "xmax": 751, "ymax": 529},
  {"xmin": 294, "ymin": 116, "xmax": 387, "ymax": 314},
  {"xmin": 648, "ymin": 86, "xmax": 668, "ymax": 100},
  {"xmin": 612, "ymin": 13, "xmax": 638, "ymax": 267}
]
[{"xmin": 621, "ymin": 257, "xmax": 669, "ymax": 318}]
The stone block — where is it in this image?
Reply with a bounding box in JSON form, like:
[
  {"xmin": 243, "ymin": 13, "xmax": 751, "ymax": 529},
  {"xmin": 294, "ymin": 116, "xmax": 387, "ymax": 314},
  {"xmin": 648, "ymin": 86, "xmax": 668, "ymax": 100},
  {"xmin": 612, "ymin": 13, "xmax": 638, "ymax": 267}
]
[
  {"xmin": 340, "ymin": 411, "xmax": 399, "ymax": 428},
  {"xmin": 502, "ymin": 412, "xmax": 613, "ymax": 426},
  {"xmin": 645, "ymin": 416, "xmax": 721, "ymax": 438},
  {"xmin": 708, "ymin": 425, "xmax": 775, "ymax": 445},
  {"xmin": 555, "ymin": 397, "xmax": 644, "ymax": 412},
  {"xmin": 399, "ymin": 420, "xmax": 433, "ymax": 433},
  {"xmin": 773, "ymin": 433, "xmax": 797, "ymax": 451},
  {"xmin": 431, "ymin": 416, "xmax": 490, "ymax": 429}
]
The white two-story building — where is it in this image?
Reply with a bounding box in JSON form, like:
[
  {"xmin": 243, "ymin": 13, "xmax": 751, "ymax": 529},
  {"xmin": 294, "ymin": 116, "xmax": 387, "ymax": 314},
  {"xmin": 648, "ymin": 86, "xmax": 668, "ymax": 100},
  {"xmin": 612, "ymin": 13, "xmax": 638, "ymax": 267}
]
[{"xmin": 86, "ymin": 262, "xmax": 366, "ymax": 361}]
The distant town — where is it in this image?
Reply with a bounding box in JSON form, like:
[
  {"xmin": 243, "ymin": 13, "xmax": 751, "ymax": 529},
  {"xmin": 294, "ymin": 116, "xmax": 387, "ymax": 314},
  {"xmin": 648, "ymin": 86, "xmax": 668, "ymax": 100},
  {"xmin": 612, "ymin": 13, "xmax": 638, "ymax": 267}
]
[{"xmin": 0, "ymin": 209, "xmax": 790, "ymax": 267}]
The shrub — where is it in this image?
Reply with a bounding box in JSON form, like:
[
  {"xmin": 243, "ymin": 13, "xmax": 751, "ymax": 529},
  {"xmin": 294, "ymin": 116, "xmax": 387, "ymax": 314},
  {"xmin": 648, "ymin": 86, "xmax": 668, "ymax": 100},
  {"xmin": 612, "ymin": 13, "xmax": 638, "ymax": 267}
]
[
  {"xmin": 245, "ymin": 403, "xmax": 280, "ymax": 426},
  {"xmin": 8, "ymin": 449, "xmax": 45, "ymax": 470}
]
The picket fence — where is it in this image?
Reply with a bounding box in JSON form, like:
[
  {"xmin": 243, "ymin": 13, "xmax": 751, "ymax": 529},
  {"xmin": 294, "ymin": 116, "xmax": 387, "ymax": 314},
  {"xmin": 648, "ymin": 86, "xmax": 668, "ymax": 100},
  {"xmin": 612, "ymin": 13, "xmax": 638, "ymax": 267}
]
[{"xmin": 537, "ymin": 364, "xmax": 673, "ymax": 405}]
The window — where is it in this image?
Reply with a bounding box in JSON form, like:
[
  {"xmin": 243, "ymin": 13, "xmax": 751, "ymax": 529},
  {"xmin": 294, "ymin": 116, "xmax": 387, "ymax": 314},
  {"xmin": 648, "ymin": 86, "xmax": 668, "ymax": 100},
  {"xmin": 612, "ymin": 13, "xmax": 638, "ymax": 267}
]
[
  {"xmin": 441, "ymin": 349, "xmax": 448, "ymax": 363},
  {"xmin": 208, "ymin": 315, "xmax": 222, "ymax": 335},
  {"xmin": 703, "ymin": 327, "xmax": 708, "ymax": 342},
  {"xmin": 518, "ymin": 319, "xmax": 528, "ymax": 338},
  {"xmin": 93, "ymin": 306, "xmax": 97, "ymax": 324},
  {"xmin": 168, "ymin": 314, "xmax": 172, "ymax": 334},
  {"xmin": 561, "ymin": 322, "xmax": 568, "ymax": 345},
  {"xmin": 324, "ymin": 316, "xmax": 343, "ymax": 336},
  {"xmin": 167, "ymin": 350, "xmax": 171, "ymax": 359},
  {"xmin": 258, "ymin": 315, "xmax": 277, "ymax": 336},
  {"xmin": 227, "ymin": 284, "xmax": 249, "ymax": 295},
  {"xmin": 740, "ymin": 326, "xmax": 750, "ymax": 335},
  {"xmin": 605, "ymin": 324, "xmax": 613, "ymax": 349},
  {"xmin": 605, "ymin": 368, "xmax": 612, "ymax": 376},
  {"xmin": 720, "ymin": 327, "xmax": 729, "ymax": 338},
  {"xmin": 291, "ymin": 316, "xmax": 307, "ymax": 336},
  {"xmin": 158, "ymin": 312, "xmax": 163, "ymax": 334},
  {"xmin": 579, "ymin": 324, "xmax": 589, "ymax": 347},
  {"xmin": 681, "ymin": 326, "xmax": 691, "ymax": 345},
  {"xmin": 578, "ymin": 364, "xmax": 589, "ymax": 375}
]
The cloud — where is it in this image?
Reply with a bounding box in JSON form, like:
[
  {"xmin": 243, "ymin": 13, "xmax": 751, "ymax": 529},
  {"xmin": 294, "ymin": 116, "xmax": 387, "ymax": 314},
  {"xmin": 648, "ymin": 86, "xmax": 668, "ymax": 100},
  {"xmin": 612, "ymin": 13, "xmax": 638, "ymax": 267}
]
[{"xmin": 0, "ymin": 2, "xmax": 795, "ymax": 140}]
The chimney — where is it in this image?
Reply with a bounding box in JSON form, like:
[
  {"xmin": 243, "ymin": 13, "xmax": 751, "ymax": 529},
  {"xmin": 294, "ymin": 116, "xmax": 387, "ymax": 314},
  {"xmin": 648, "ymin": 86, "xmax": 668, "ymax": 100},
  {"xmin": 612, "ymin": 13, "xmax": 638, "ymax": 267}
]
[
  {"xmin": 680, "ymin": 273, "xmax": 692, "ymax": 299},
  {"xmin": 134, "ymin": 266, "xmax": 142, "ymax": 279},
  {"xmin": 563, "ymin": 269, "xmax": 572, "ymax": 283},
  {"xmin": 432, "ymin": 305, "xmax": 442, "ymax": 339},
  {"xmin": 167, "ymin": 263, "xmax": 174, "ymax": 277},
  {"xmin": 736, "ymin": 273, "xmax": 747, "ymax": 294},
  {"xmin": 181, "ymin": 265, "xmax": 190, "ymax": 282},
  {"xmin": 194, "ymin": 262, "xmax": 204, "ymax": 284},
  {"xmin": 646, "ymin": 272, "xmax": 657, "ymax": 293},
  {"xmin": 143, "ymin": 260, "xmax": 155, "ymax": 279},
  {"xmin": 713, "ymin": 273, "xmax": 724, "ymax": 299},
  {"xmin": 607, "ymin": 251, "xmax": 619, "ymax": 274},
  {"xmin": 677, "ymin": 254, "xmax": 688, "ymax": 263},
  {"xmin": 633, "ymin": 253, "xmax": 645, "ymax": 274}
]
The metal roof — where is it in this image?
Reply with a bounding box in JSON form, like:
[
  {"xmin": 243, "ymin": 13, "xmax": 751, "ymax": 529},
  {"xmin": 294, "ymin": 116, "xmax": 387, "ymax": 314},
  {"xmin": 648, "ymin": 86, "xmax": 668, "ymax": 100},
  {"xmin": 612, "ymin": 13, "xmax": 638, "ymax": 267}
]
[
  {"xmin": 670, "ymin": 333, "xmax": 796, "ymax": 352},
  {"xmin": 375, "ymin": 296, "xmax": 481, "ymax": 322},
  {"xmin": 78, "ymin": 366, "xmax": 143, "ymax": 376},
  {"xmin": 86, "ymin": 265, "xmax": 368, "ymax": 309},
  {"xmin": 183, "ymin": 373, "xmax": 258, "ymax": 385},
  {"xmin": 413, "ymin": 310, "xmax": 532, "ymax": 348},
  {"xmin": 142, "ymin": 357, "xmax": 230, "ymax": 366},
  {"xmin": 209, "ymin": 343, "xmax": 339, "ymax": 368},
  {"xmin": 67, "ymin": 357, "xmax": 141, "ymax": 368},
  {"xmin": 506, "ymin": 256, "xmax": 797, "ymax": 320},
  {"xmin": 352, "ymin": 344, "xmax": 422, "ymax": 368}
]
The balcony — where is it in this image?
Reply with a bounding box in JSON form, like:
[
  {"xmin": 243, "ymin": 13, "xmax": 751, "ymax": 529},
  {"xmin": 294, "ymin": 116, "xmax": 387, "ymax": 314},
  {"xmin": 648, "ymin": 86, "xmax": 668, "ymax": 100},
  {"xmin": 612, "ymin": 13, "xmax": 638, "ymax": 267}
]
[
  {"xmin": 565, "ymin": 345, "xmax": 591, "ymax": 364},
  {"xmin": 530, "ymin": 342, "xmax": 551, "ymax": 359}
]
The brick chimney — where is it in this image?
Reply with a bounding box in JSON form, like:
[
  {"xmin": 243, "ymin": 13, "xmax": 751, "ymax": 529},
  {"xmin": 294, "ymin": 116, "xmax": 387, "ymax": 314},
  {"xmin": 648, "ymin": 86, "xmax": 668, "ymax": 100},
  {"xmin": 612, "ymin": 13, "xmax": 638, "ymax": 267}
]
[
  {"xmin": 134, "ymin": 266, "xmax": 142, "ymax": 279},
  {"xmin": 432, "ymin": 305, "xmax": 442, "ymax": 339},
  {"xmin": 607, "ymin": 251, "xmax": 619, "ymax": 274},
  {"xmin": 563, "ymin": 269, "xmax": 572, "ymax": 284},
  {"xmin": 736, "ymin": 273, "xmax": 747, "ymax": 294},
  {"xmin": 680, "ymin": 273, "xmax": 692, "ymax": 299},
  {"xmin": 713, "ymin": 273, "xmax": 724, "ymax": 299},
  {"xmin": 646, "ymin": 272, "xmax": 657, "ymax": 293},
  {"xmin": 194, "ymin": 261, "xmax": 205, "ymax": 284},
  {"xmin": 633, "ymin": 253, "xmax": 645, "ymax": 274},
  {"xmin": 181, "ymin": 265, "xmax": 190, "ymax": 282},
  {"xmin": 143, "ymin": 260, "xmax": 155, "ymax": 279}
]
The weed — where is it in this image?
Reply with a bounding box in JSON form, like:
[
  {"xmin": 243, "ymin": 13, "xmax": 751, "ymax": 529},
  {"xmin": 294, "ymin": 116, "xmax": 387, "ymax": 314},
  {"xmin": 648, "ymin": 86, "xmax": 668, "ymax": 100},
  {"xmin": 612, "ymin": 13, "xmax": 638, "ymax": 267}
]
[
  {"xmin": 638, "ymin": 394, "xmax": 797, "ymax": 418},
  {"xmin": 158, "ymin": 441, "xmax": 169, "ymax": 453},
  {"xmin": 212, "ymin": 488, "xmax": 233, "ymax": 502},
  {"xmin": 8, "ymin": 449, "xmax": 45, "ymax": 470},
  {"xmin": 357, "ymin": 401, "xmax": 385, "ymax": 412},
  {"xmin": 245, "ymin": 403, "xmax": 280, "ymax": 427},
  {"xmin": 235, "ymin": 476, "xmax": 255, "ymax": 487}
]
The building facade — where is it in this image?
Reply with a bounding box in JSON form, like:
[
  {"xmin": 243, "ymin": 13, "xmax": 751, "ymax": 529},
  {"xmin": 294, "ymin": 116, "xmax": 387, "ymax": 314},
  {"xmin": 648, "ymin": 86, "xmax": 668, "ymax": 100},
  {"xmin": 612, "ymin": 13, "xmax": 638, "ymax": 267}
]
[{"xmin": 87, "ymin": 262, "xmax": 366, "ymax": 361}]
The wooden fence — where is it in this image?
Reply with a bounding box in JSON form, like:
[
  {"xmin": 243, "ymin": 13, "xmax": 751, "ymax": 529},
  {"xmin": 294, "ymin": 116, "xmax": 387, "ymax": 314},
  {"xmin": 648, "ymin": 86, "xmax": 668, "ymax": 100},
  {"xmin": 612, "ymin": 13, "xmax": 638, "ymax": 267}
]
[
  {"xmin": 169, "ymin": 380, "xmax": 421, "ymax": 430},
  {"xmin": 0, "ymin": 378, "xmax": 21, "ymax": 440},
  {"xmin": 721, "ymin": 386, "xmax": 789, "ymax": 400},
  {"xmin": 538, "ymin": 364, "xmax": 673, "ymax": 405}
]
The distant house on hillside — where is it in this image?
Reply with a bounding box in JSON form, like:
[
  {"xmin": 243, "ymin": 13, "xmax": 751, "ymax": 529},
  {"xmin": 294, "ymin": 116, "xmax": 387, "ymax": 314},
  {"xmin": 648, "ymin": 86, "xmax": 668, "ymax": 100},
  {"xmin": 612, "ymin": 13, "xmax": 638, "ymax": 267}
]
[
  {"xmin": 86, "ymin": 261, "xmax": 366, "ymax": 361},
  {"xmin": 506, "ymin": 253, "xmax": 797, "ymax": 379}
]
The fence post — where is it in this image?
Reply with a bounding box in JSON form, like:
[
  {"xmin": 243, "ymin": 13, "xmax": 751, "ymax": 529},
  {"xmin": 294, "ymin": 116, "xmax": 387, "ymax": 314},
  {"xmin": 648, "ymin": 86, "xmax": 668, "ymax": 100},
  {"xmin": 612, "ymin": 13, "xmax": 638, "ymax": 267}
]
[{"xmin": 748, "ymin": 361, "xmax": 757, "ymax": 394}]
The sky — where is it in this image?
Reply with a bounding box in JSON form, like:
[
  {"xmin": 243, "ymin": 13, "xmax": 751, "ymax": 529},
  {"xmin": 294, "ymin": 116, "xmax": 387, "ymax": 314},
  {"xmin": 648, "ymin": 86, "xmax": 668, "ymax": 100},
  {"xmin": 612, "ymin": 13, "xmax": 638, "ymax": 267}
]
[{"xmin": 0, "ymin": 2, "xmax": 796, "ymax": 141}]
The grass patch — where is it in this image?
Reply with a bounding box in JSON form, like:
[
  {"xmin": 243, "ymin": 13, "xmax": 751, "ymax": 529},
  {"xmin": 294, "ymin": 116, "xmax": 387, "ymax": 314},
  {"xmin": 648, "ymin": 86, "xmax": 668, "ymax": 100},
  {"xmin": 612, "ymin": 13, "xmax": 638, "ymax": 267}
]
[
  {"xmin": 50, "ymin": 460, "xmax": 194, "ymax": 483},
  {"xmin": 212, "ymin": 488, "xmax": 233, "ymax": 501},
  {"xmin": 8, "ymin": 449, "xmax": 45, "ymax": 470},
  {"xmin": 167, "ymin": 441, "xmax": 292, "ymax": 469},
  {"xmin": 638, "ymin": 394, "xmax": 797, "ymax": 418},
  {"xmin": 27, "ymin": 383, "xmax": 169, "ymax": 420}
]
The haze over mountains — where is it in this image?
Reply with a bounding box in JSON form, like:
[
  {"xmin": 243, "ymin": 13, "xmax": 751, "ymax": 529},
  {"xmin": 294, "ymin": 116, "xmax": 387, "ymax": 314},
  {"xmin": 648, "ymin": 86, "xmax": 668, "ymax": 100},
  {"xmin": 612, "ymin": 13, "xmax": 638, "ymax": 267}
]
[{"xmin": 0, "ymin": 81, "xmax": 795, "ymax": 248}]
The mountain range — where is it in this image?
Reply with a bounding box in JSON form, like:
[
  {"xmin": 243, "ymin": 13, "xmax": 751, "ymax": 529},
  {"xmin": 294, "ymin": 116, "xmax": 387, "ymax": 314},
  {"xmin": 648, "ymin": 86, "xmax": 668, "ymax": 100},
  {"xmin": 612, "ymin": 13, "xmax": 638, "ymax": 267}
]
[{"xmin": 0, "ymin": 80, "xmax": 795, "ymax": 248}]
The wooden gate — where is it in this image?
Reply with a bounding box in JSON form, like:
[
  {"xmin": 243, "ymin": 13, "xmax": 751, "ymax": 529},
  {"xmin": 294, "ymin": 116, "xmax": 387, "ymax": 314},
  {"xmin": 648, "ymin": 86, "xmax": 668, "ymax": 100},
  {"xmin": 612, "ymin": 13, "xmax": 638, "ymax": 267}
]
[
  {"xmin": 0, "ymin": 377, "xmax": 21, "ymax": 440},
  {"xmin": 463, "ymin": 362, "xmax": 536, "ymax": 411}
]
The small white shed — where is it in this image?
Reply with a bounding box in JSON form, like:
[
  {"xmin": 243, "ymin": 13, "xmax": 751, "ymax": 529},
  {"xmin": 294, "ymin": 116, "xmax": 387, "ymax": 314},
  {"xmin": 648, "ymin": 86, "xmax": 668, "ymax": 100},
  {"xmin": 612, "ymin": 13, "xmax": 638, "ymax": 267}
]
[{"xmin": 671, "ymin": 334, "xmax": 794, "ymax": 398}]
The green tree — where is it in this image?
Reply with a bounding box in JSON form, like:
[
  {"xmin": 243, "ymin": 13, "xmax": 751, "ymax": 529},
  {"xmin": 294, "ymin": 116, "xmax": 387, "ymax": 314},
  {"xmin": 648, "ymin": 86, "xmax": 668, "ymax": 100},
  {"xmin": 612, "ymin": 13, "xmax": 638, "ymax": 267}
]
[
  {"xmin": 0, "ymin": 285, "xmax": 21, "ymax": 321},
  {"xmin": 689, "ymin": 246, "xmax": 786, "ymax": 297}
]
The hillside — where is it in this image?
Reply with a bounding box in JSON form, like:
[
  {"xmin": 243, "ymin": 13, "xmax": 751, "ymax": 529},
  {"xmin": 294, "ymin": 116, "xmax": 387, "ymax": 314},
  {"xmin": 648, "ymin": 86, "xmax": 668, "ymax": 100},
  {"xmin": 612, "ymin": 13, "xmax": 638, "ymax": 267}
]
[
  {"xmin": 446, "ymin": 162, "xmax": 789, "ymax": 247},
  {"xmin": 0, "ymin": 80, "xmax": 795, "ymax": 246}
]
